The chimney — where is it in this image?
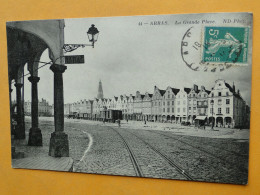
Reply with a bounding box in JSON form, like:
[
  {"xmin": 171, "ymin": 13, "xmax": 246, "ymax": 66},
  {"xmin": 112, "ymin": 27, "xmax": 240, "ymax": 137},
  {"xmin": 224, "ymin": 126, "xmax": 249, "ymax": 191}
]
[{"xmin": 193, "ymin": 84, "xmax": 198, "ymax": 92}]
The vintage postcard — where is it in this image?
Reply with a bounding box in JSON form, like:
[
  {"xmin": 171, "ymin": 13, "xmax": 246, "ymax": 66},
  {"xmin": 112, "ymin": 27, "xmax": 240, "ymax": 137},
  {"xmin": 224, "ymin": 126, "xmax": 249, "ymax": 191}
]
[{"xmin": 7, "ymin": 12, "xmax": 252, "ymax": 184}]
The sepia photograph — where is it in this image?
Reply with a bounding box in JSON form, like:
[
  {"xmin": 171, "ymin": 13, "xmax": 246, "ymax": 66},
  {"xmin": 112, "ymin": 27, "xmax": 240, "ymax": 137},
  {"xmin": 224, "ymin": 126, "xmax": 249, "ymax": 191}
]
[{"xmin": 7, "ymin": 12, "xmax": 252, "ymax": 184}]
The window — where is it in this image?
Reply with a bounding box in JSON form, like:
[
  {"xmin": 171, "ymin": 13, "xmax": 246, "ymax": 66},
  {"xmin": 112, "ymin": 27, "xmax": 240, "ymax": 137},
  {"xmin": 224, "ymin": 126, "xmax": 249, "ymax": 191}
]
[
  {"xmin": 193, "ymin": 107, "xmax": 196, "ymax": 110},
  {"xmin": 163, "ymin": 102, "xmax": 165, "ymax": 106},
  {"xmin": 178, "ymin": 108, "xmax": 180, "ymax": 113},
  {"xmin": 159, "ymin": 102, "xmax": 160, "ymax": 106},
  {"xmin": 193, "ymin": 100, "xmax": 196, "ymax": 105},
  {"xmin": 172, "ymin": 108, "xmax": 174, "ymax": 112},
  {"xmin": 189, "ymin": 107, "xmax": 191, "ymax": 110},
  {"xmin": 183, "ymin": 108, "xmax": 186, "ymax": 112},
  {"xmin": 210, "ymin": 108, "xmax": 213, "ymax": 114},
  {"xmin": 226, "ymin": 92, "xmax": 229, "ymax": 96},
  {"xmin": 218, "ymin": 108, "xmax": 221, "ymax": 114},
  {"xmin": 212, "ymin": 93, "xmax": 214, "ymax": 97},
  {"xmin": 226, "ymin": 99, "xmax": 230, "ymax": 104},
  {"xmin": 198, "ymin": 108, "xmax": 201, "ymax": 113},
  {"xmin": 198, "ymin": 102, "xmax": 201, "ymax": 106},
  {"xmin": 193, "ymin": 94, "xmax": 195, "ymax": 97},
  {"xmin": 172, "ymin": 101, "xmax": 174, "ymax": 105},
  {"xmin": 163, "ymin": 108, "xmax": 165, "ymax": 112},
  {"xmin": 167, "ymin": 101, "xmax": 170, "ymax": 106},
  {"xmin": 218, "ymin": 92, "xmax": 222, "ymax": 96},
  {"xmin": 167, "ymin": 108, "xmax": 170, "ymax": 112},
  {"xmin": 168, "ymin": 94, "xmax": 170, "ymax": 98},
  {"xmin": 178, "ymin": 101, "xmax": 180, "ymax": 105},
  {"xmin": 183, "ymin": 100, "xmax": 186, "ymax": 105},
  {"xmin": 218, "ymin": 99, "xmax": 222, "ymax": 105},
  {"xmin": 226, "ymin": 107, "xmax": 230, "ymax": 114}
]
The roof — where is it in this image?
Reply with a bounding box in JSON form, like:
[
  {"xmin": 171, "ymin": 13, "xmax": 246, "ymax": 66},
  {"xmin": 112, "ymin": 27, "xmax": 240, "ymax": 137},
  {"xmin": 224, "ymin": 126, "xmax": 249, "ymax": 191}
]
[
  {"xmin": 205, "ymin": 90, "xmax": 211, "ymax": 94},
  {"xmin": 184, "ymin": 88, "xmax": 191, "ymax": 94},
  {"xmin": 171, "ymin": 88, "xmax": 180, "ymax": 95},
  {"xmin": 195, "ymin": 116, "xmax": 207, "ymax": 120},
  {"xmin": 148, "ymin": 93, "xmax": 153, "ymax": 98},
  {"xmin": 159, "ymin": 89, "xmax": 166, "ymax": 96},
  {"xmin": 225, "ymin": 82, "xmax": 234, "ymax": 93},
  {"xmin": 141, "ymin": 95, "xmax": 145, "ymax": 99},
  {"xmin": 225, "ymin": 82, "xmax": 242, "ymax": 100}
]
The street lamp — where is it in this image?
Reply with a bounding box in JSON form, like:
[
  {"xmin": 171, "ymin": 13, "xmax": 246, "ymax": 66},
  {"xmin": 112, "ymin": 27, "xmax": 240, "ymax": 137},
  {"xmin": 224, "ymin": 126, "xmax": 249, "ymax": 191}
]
[
  {"xmin": 63, "ymin": 24, "xmax": 99, "ymax": 53},
  {"xmin": 87, "ymin": 24, "xmax": 99, "ymax": 48},
  {"xmin": 210, "ymin": 99, "xmax": 214, "ymax": 130}
]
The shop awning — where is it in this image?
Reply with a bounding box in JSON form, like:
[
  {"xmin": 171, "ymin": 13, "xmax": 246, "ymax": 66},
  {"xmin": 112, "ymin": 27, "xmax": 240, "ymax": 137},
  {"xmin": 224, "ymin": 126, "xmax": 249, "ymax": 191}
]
[{"xmin": 195, "ymin": 116, "xmax": 207, "ymax": 120}]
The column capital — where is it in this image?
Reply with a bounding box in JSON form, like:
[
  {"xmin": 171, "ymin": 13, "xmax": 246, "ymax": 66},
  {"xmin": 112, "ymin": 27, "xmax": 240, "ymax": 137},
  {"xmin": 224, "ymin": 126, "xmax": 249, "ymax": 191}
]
[
  {"xmin": 28, "ymin": 76, "xmax": 40, "ymax": 83},
  {"xmin": 50, "ymin": 64, "xmax": 67, "ymax": 74},
  {"xmin": 14, "ymin": 83, "xmax": 23, "ymax": 88}
]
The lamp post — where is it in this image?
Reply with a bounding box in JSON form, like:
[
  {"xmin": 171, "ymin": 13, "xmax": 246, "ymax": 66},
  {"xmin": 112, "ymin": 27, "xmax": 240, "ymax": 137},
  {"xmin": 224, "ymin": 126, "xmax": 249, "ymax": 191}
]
[
  {"xmin": 63, "ymin": 24, "xmax": 99, "ymax": 53},
  {"xmin": 210, "ymin": 99, "xmax": 214, "ymax": 130}
]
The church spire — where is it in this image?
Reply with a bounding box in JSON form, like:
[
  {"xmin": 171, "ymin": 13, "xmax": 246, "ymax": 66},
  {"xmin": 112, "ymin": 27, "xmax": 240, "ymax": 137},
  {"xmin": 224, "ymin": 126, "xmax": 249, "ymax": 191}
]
[{"xmin": 97, "ymin": 80, "xmax": 104, "ymax": 99}]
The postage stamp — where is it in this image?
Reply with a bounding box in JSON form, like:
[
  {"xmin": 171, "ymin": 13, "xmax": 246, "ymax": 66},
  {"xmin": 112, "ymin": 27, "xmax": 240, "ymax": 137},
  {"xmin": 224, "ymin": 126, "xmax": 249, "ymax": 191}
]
[{"xmin": 203, "ymin": 27, "xmax": 249, "ymax": 64}]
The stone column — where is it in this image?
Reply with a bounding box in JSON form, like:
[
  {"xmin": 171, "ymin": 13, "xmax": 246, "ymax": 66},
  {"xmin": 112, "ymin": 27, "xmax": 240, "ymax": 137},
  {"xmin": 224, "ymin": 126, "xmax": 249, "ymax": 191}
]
[
  {"xmin": 49, "ymin": 64, "xmax": 69, "ymax": 157},
  {"xmin": 28, "ymin": 76, "xmax": 42, "ymax": 146},
  {"xmin": 14, "ymin": 83, "xmax": 25, "ymax": 139}
]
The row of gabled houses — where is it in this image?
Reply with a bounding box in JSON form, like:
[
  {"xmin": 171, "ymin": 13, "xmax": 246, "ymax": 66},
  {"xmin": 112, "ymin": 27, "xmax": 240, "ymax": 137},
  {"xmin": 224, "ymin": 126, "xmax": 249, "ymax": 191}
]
[{"xmin": 64, "ymin": 79, "xmax": 250, "ymax": 128}]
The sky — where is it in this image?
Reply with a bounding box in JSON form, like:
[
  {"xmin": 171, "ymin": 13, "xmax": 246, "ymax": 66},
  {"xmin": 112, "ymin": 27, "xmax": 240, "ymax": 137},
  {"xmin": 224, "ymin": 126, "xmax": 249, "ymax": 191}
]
[{"xmin": 20, "ymin": 13, "xmax": 252, "ymax": 105}]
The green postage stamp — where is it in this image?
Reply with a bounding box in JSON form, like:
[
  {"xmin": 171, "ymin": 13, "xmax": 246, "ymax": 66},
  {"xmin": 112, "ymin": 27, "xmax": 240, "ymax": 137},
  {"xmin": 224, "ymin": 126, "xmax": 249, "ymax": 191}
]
[{"xmin": 203, "ymin": 27, "xmax": 249, "ymax": 64}]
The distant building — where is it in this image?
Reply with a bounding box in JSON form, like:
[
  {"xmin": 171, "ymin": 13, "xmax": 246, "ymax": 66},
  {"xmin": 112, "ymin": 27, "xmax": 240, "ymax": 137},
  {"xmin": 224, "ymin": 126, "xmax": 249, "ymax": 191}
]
[
  {"xmin": 152, "ymin": 86, "xmax": 165, "ymax": 122},
  {"xmin": 64, "ymin": 79, "xmax": 250, "ymax": 128},
  {"xmin": 97, "ymin": 80, "xmax": 104, "ymax": 99},
  {"xmin": 208, "ymin": 79, "xmax": 245, "ymax": 128},
  {"xmin": 24, "ymin": 98, "xmax": 52, "ymax": 116}
]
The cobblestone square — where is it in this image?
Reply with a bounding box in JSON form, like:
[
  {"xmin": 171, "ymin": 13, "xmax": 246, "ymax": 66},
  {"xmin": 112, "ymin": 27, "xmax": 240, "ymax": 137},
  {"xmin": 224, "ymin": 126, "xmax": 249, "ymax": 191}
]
[{"xmin": 14, "ymin": 117, "xmax": 249, "ymax": 184}]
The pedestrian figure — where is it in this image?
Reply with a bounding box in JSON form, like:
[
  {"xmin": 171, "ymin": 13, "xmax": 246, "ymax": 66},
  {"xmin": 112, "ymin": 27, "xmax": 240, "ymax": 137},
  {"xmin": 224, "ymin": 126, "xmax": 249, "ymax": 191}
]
[
  {"xmin": 127, "ymin": 119, "xmax": 128, "ymax": 123},
  {"xmin": 118, "ymin": 119, "xmax": 121, "ymax": 127},
  {"xmin": 144, "ymin": 120, "xmax": 146, "ymax": 125}
]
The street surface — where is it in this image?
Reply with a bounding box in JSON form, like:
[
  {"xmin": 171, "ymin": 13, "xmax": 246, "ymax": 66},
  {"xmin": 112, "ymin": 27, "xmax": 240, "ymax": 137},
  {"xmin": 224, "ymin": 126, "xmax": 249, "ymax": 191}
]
[{"xmin": 21, "ymin": 117, "xmax": 249, "ymax": 184}]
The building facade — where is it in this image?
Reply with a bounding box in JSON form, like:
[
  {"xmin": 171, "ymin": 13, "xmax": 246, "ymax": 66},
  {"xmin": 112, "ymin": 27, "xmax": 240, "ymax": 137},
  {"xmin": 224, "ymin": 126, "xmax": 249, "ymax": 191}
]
[
  {"xmin": 64, "ymin": 80, "xmax": 250, "ymax": 128},
  {"xmin": 24, "ymin": 98, "xmax": 52, "ymax": 116}
]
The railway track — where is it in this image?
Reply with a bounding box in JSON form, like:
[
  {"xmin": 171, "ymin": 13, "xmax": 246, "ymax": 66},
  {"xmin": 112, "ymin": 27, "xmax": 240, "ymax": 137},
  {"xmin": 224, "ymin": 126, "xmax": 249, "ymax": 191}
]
[
  {"xmin": 150, "ymin": 130, "xmax": 248, "ymax": 172},
  {"xmin": 110, "ymin": 127, "xmax": 144, "ymax": 177},
  {"xmin": 111, "ymin": 127, "xmax": 194, "ymax": 180}
]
